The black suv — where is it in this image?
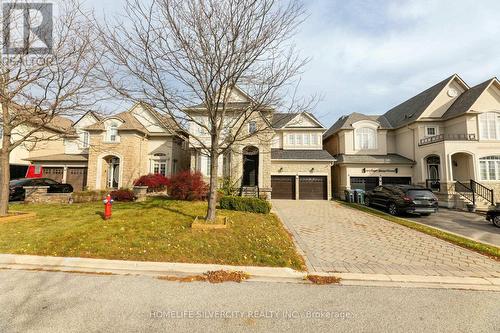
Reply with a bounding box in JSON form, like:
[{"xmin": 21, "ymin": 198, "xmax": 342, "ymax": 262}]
[
  {"xmin": 9, "ymin": 178, "xmax": 73, "ymax": 201},
  {"xmin": 365, "ymin": 185, "xmax": 438, "ymax": 216},
  {"xmin": 486, "ymin": 204, "xmax": 500, "ymax": 228}
]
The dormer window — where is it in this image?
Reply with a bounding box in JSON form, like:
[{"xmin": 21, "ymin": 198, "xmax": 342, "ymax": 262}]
[{"xmin": 355, "ymin": 127, "xmax": 377, "ymax": 150}]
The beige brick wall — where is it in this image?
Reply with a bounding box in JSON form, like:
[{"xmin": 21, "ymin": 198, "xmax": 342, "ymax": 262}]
[{"xmin": 87, "ymin": 132, "xmax": 149, "ymax": 190}]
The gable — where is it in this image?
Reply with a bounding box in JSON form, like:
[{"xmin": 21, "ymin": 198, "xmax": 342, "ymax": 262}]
[
  {"xmin": 420, "ymin": 76, "xmax": 468, "ymax": 119},
  {"xmin": 469, "ymin": 80, "xmax": 500, "ymax": 112},
  {"xmin": 74, "ymin": 112, "xmax": 99, "ymax": 130},
  {"xmin": 285, "ymin": 113, "xmax": 322, "ymax": 128},
  {"xmin": 130, "ymin": 104, "xmax": 167, "ymax": 133},
  {"xmin": 226, "ymin": 86, "xmax": 252, "ymax": 103}
]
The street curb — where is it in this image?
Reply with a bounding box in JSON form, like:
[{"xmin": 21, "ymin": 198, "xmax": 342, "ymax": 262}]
[{"xmin": 0, "ymin": 254, "xmax": 499, "ymax": 291}]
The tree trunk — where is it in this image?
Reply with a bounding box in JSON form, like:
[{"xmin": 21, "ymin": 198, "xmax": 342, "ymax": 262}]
[
  {"xmin": 0, "ymin": 147, "xmax": 10, "ymax": 217},
  {"xmin": 205, "ymin": 149, "xmax": 219, "ymax": 222},
  {"xmin": 0, "ymin": 102, "xmax": 10, "ymax": 217}
]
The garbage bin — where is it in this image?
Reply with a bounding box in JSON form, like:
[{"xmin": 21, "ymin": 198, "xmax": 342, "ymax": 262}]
[
  {"xmin": 353, "ymin": 189, "xmax": 365, "ymax": 205},
  {"xmin": 344, "ymin": 189, "xmax": 354, "ymax": 203}
]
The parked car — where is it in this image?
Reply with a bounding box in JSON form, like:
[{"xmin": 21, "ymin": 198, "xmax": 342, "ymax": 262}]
[
  {"xmin": 486, "ymin": 204, "xmax": 500, "ymax": 228},
  {"xmin": 9, "ymin": 178, "xmax": 73, "ymax": 201},
  {"xmin": 365, "ymin": 185, "xmax": 439, "ymax": 216}
]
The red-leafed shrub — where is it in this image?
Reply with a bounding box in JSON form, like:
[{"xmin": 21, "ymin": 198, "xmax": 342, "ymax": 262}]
[
  {"xmin": 110, "ymin": 189, "xmax": 136, "ymax": 202},
  {"xmin": 169, "ymin": 171, "xmax": 208, "ymax": 201},
  {"xmin": 134, "ymin": 174, "xmax": 170, "ymax": 192}
]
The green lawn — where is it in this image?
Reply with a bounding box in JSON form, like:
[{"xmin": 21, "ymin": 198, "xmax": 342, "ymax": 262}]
[{"xmin": 0, "ymin": 199, "xmax": 305, "ymax": 270}]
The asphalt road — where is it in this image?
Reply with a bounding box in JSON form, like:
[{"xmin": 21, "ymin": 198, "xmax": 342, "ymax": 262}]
[
  {"xmin": 405, "ymin": 208, "xmax": 500, "ymax": 246},
  {"xmin": 0, "ymin": 270, "xmax": 499, "ymax": 333}
]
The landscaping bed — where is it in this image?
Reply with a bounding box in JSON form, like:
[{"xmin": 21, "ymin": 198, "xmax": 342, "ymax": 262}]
[{"xmin": 1, "ymin": 198, "xmax": 305, "ymax": 270}]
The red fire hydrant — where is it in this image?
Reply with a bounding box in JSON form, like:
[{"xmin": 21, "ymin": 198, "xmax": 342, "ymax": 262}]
[{"xmin": 103, "ymin": 194, "xmax": 114, "ymax": 220}]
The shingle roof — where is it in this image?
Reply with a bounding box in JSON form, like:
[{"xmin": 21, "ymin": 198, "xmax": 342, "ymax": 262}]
[
  {"xmin": 323, "ymin": 113, "xmax": 392, "ymax": 140},
  {"xmin": 25, "ymin": 154, "xmax": 88, "ymax": 162},
  {"xmin": 334, "ymin": 154, "xmax": 415, "ymax": 165},
  {"xmin": 441, "ymin": 79, "xmax": 494, "ymax": 120},
  {"xmin": 383, "ymin": 74, "xmax": 455, "ymax": 128},
  {"xmin": 271, "ymin": 112, "xmax": 324, "ymax": 129},
  {"xmin": 271, "ymin": 149, "xmax": 335, "ymax": 161}
]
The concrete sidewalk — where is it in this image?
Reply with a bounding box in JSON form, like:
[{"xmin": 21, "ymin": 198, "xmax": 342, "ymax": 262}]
[{"xmin": 0, "ymin": 254, "xmax": 499, "ymax": 291}]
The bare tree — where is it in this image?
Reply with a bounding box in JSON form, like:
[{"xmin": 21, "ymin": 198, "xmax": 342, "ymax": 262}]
[
  {"xmin": 0, "ymin": 0, "xmax": 103, "ymax": 216},
  {"xmin": 98, "ymin": 0, "xmax": 309, "ymax": 221}
]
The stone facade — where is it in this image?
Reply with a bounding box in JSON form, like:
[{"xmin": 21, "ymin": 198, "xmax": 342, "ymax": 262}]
[{"xmin": 24, "ymin": 186, "xmax": 72, "ymax": 204}]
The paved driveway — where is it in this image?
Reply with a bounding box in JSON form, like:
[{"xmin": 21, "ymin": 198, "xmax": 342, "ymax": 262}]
[
  {"xmin": 272, "ymin": 200, "xmax": 500, "ymax": 278},
  {"xmin": 405, "ymin": 209, "xmax": 500, "ymax": 247}
]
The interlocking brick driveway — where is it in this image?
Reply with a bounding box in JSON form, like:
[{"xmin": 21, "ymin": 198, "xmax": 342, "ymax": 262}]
[{"xmin": 273, "ymin": 200, "xmax": 500, "ymax": 278}]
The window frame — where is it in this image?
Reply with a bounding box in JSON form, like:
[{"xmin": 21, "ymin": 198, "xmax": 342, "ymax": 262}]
[
  {"xmin": 355, "ymin": 127, "xmax": 377, "ymax": 150},
  {"xmin": 479, "ymin": 112, "xmax": 500, "ymax": 140},
  {"xmin": 425, "ymin": 126, "xmax": 438, "ymax": 137},
  {"xmin": 248, "ymin": 121, "xmax": 257, "ymax": 134},
  {"xmin": 479, "ymin": 156, "xmax": 500, "ymax": 181}
]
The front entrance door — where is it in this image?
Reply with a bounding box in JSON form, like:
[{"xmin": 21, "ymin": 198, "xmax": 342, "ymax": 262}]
[
  {"xmin": 243, "ymin": 155, "xmax": 258, "ymax": 186},
  {"xmin": 107, "ymin": 158, "xmax": 120, "ymax": 188}
]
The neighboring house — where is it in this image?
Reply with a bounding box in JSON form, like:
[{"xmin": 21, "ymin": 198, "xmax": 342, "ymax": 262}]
[
  {"xmin": 84, "ymin": 104, "xmax": 189, "ymax": 190},
  {"xmin": 1, "ymin": 114, "xmax": 78, "ymax": 180},
  {"xmin": 188, "ymin": 87, "xmax": 335, "ymax": 200},
  {"xmin": 24, "ymin": 111, "xmax": 100, "ymax": 191},
  {"xmin": 324, "ymin": 74, "xmax": 500, "ymax": 209}
]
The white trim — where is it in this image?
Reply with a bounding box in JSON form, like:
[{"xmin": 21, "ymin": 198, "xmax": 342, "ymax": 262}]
[
  {"xmin": 424, "ymin": 125, "xmax": 439, "ymax": 137},
  {"xmin": 283, "ymin": 113, "xmax": 326, "ymax": 129}
]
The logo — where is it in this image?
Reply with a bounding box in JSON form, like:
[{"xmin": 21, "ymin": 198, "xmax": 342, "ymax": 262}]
[{"xmin": 3, "ymin": 2, "xmax": 53, "ymax": 55}]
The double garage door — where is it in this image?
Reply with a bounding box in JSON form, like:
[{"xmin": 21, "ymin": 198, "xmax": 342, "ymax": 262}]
[
  {"xmin": 350, "ymin": 176, "xmax": 412, "ymax": 191},
  {"xmin": 42, "ymin": 167, "xmax": 87, "ymax": 191},
  {"xmin": 271, "ymin": 176, "xmax": 327, "ymax": 200}
]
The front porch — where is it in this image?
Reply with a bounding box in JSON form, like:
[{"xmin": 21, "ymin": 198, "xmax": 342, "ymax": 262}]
[{"xmin": 421, "ymin": 152, "xmax": 497, "ymax": 210}]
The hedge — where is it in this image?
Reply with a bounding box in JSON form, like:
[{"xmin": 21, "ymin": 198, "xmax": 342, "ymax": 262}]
[{"xmin": 219, "ymin": 196, "xmax": 271, "ymax": 214}]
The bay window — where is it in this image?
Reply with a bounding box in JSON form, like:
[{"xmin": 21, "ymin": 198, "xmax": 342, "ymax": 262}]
[
  {"xmin": 355, "ymin": 127, "xmax": 377, "ymax": 150},
  {"xmin": 479, "ymin": 112, "xmax": 500, "ymax": 140},
  {"xmin": 479, "ymin": 156, "xmax": 500, "ymax": 181}
]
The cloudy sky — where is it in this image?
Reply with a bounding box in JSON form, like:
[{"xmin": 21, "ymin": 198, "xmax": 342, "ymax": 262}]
[{"xmin": 86, "ymin": 0, "xmax": 500, "ymax": 125}]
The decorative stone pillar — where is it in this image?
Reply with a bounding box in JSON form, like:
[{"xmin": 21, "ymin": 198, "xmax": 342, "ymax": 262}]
[{"xmin": 23, "ymin": 186, "xmax": 50, "ymax": 203}]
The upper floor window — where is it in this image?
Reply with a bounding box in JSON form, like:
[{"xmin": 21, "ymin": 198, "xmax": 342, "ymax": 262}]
[
  {"xmin": 248, "ymin": 121, "xmax": 257, "ymax": 134},
  {"xmin": 295, "ymin": 134, "xmax": 302, "ymax": 145},
  {"xmin": 106, "ymin": 123, "xmax": 119, "ymax": 142},
  {"xmin": 479, "ymin": 112, "xmax": 500, "ymax": 140},
  {"xmin": 355, "ymin": 127, "xmax": 377, "ymax": 150},
  {"xmin": 425, "ymin": 126, "xmax": 438, "ymax": 137},
  {"xmin": 80, "ymin": 131, "xmax": 90, "ymax": 148},
  {"xmin": 288, "ymin": 134, "xmax": 295, "ymax": 145}
]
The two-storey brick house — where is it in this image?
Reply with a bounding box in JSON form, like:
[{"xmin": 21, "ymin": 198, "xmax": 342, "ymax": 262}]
[
  {"xmin": 324, "ymin": 74, "xmax": 500, "ymax": 209},
  {"xmin": 188, "ymin": 87, "xmax": 335, "ymax": 200}
]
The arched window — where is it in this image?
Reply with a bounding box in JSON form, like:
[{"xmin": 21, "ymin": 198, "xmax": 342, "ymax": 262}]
[
  {"xmin": 106, "ymin": 122, "xmax": 119, "ymax": 142},
  {"xmin": 355, "ymin": 127, "xmax": 377, "ymax": 149},
  {"xmin": 479, "ymin": 112, "xmax": 500, "ymax": 140},
  {"xmin": 479, "ymin": 156, "xmax": 500, "ymax": 180}
]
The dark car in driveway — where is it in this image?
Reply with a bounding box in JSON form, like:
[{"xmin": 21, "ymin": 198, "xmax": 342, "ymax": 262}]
[
  {"xmin": 9, "ymin": 178, "xmax": 73, "ymax": 201},
  {"xmin": 365, "ymin": 185, "xmax": 439, "ymax": 216},
  {"xmin": 486, "ymin": 204, "xmax": 500, "ymax": 228}
]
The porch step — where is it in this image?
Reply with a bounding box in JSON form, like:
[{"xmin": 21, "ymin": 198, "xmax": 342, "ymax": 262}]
[{"xmin": 241, "ymin": 186, "xmax": 259, "ymax": 198}]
